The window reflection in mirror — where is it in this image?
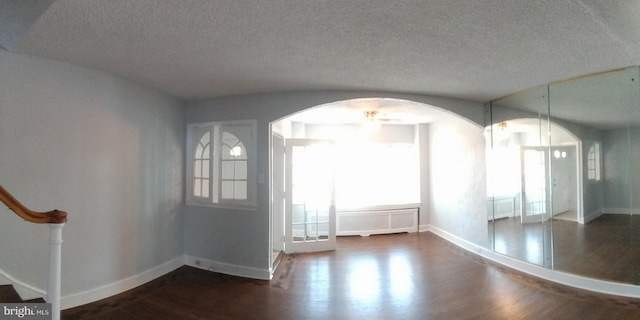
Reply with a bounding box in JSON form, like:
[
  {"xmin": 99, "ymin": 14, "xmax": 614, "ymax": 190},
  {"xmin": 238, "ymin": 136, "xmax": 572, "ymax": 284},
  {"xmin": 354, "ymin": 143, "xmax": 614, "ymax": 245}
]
[{"xmin": 487, "ymin": 66, "xmax": 640, "ymax": 284}]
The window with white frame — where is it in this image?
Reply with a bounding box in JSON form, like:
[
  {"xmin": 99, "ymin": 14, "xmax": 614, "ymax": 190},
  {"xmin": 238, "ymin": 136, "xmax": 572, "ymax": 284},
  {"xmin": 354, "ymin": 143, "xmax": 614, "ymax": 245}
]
[
  {"xmin": 587, "ymin": 141, "xmax": 601, "ymax": 181},
  {"xmin": 221, "ymin": 131, "xmax": 248, "ymax": 200},
  {"xmin": 186, "ymin": 120, "xmax": 257, "ymax": 208},
  {"xmin": 334, "ymin": 142, "xmax": 419, "ymax": 208},
  {"xmin": 193, "ymin": 130, "xmax": 211, "ymax": 198}
]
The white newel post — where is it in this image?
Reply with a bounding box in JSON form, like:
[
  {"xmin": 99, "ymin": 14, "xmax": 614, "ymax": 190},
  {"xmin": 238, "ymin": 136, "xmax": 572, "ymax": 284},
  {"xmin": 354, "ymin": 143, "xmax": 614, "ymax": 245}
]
[{"xmin": 47, "ymin": 223, "xmax": 64, "ymax": 320}]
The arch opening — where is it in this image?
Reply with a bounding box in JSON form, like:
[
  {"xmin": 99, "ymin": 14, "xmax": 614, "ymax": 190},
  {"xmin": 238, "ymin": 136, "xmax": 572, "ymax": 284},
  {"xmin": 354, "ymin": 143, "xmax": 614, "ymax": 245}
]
[{"xmin": 269, "ymin": 97, "xmax": 486, "ymax": 265}]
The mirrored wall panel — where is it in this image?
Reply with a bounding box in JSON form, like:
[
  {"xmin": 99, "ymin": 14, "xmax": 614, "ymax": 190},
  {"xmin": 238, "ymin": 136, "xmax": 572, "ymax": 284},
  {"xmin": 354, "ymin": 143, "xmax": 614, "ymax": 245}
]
[
  {"xmin": 548, "ymin": 67, "xmax": 639, "ymax": 283},
  {"xmin": 487, "ymin": 85, "xmax": 553, "ymax": 268},
  {"xmin": 487, "ymin": 66, "xmax": 640, "ymax": 284}
]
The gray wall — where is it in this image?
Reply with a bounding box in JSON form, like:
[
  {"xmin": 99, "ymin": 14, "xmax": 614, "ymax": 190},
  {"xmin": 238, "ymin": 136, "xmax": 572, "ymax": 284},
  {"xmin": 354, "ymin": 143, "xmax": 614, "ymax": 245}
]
[
  {"xmin": 0, "ymin": 48, "xmax": 489, "ymax": 299},
  {"xmin": 429, "ymin": 115, "xmax": 488, "ymax": 247},
  {"xmin": 0, "ymin": 51, "xmax": 185, "ymax": 296},
  {"xmin": 599, "ymin": 127, "xmax": 640, "ymax": 214},
  {"xmin": 184, "ymin": 92, "xmax": 486, "ymax": 271}
]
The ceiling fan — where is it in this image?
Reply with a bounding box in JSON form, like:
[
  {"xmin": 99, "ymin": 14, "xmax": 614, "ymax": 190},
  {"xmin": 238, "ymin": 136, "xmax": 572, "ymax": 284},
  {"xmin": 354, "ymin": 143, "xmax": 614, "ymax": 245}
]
[{"xmin": 362, "ymin": 110, "xmax": 401, "ymax": 123}]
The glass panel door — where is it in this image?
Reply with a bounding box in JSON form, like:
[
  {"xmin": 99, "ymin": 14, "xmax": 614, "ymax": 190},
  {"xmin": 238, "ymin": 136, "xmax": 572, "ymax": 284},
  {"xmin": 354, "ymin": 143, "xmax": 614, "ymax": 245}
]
[
  {"xmin": 521, "ymin": 147, "xmax": 550, "ymax": 223},
  {"xmin": 285, "ymin": 139, "xmax": 336, "ymax": 253}
]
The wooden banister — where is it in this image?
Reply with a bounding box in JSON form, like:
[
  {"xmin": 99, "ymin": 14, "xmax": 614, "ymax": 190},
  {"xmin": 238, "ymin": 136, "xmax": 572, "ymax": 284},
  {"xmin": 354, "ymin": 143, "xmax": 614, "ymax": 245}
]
[
  {"xmin": 0, "ymin": 184, "xmax": 67, "ymax": 320},
  {"xmin": 0, "ymin": 185, "xmax": 67, "ymax": 224}
]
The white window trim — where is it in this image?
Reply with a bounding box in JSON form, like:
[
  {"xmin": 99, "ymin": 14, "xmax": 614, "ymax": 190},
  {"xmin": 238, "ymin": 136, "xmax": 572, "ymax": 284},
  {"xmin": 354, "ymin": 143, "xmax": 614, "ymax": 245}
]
[
  {"xmin": 587, "ymin": 141, "xmax": 601, "ymax": 182},
  {"xmin": 186, "ymin": 120, "xmax": 258, "ymax": 210}
]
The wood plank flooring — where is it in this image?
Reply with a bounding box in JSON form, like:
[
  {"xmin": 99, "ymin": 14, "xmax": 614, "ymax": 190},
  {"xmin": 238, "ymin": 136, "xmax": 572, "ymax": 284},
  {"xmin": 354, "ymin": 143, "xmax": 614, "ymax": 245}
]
[
  {"xmin": 62, "ymin": 232, "xmax": 640, "ymax": 320},
  {"xmin": 491, "ymin": 214, "xmax": 640, "ymax": 283},
  {"xmin": 553, "ymin": 214, "xmax": 640, "ymax": 283}
]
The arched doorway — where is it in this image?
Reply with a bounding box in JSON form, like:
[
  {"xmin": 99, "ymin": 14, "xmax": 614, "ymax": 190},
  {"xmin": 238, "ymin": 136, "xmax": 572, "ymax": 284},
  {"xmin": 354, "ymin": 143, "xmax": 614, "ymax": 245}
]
[{"xmin": 268, "ymin": 97, "xmax": 481, "ymax": 268}]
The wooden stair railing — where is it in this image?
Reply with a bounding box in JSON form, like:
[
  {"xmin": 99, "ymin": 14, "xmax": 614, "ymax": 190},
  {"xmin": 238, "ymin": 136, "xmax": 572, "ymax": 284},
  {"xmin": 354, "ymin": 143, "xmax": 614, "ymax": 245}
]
[
  {"xmin": 0, "ymin": 184, "xmax": 67, "ymax": 320},
  {"xmin": 0, "ymin": 185, "xmax": 67, "ymax": 224}
]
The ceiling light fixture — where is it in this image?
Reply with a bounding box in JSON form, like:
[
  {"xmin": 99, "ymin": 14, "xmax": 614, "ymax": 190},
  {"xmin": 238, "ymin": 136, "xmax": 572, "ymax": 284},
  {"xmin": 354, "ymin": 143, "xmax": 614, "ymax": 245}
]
[
  {"xmin": 364, "ymin": 110, "xmax": 378, "ymax": 122},
  {"xmin": 362, "ymin": 111, "xmax": 380, "ymax": 134}
]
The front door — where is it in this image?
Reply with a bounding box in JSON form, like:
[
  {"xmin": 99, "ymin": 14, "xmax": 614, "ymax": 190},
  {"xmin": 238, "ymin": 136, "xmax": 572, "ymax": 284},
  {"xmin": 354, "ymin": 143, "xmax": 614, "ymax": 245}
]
[
  {"xmin": 550, "ymin": 146, "xmax": 577, "ymax": 216},
  {"xmin": 284, "ymin": 139, "xmax": 336, "ymax": 253}
]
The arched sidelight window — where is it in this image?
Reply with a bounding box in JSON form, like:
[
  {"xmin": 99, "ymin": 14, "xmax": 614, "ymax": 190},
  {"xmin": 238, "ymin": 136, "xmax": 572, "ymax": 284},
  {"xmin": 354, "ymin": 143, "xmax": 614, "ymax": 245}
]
[
  {"xmin": 186, "ymin": 120, "xmax": 257, "ymax": 209},
  {"xmin": 194, "ymin": 131, "xmax": 211, "ymax": 198},
  {"xmin": 587, "ymin": 142, "xmax": 601, "ymax": 181}
]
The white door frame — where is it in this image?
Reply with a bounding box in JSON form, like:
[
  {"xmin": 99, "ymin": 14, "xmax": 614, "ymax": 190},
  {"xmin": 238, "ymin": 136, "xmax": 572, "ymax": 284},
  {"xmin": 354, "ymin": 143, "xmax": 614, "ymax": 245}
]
[
  {"xmin": 284, "ymin": 138, "xmax": 336, "ymax": 253},
  {"xmin": 521, "ymin": 146, "xmax": 551, "ymax": 224},
  {"xmin": 269, "ymin": 131, "xmax": 285, "ymax": 269}
]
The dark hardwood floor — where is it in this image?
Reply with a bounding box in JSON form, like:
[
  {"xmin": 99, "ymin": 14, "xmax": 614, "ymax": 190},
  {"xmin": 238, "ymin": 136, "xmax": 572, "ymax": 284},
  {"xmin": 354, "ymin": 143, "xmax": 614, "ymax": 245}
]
[
  {"xmin": 62, "ymin": 232, "xmax": 640, "ymax": 320},
  {"xmin": 491, "ymin": 214, "xmax": 640, "ymax": 284},
  {"xmin": 490, "ymin": 216, "xmax": 553, "ymax": 268},
  {"xmin": 554, "ymin": 214, "xmax": 640, "ymax": 283}
]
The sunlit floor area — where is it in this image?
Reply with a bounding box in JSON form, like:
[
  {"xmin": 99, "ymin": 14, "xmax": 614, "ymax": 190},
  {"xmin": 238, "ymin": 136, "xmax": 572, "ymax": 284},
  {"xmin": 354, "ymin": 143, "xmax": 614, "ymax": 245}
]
[
  {"xmin": 62, "ymin": 232, "xmax": 640, "ymax": 319},
  {"xmin": 491, "ymin": 214, "xmax": 640, "ymax": 284}
]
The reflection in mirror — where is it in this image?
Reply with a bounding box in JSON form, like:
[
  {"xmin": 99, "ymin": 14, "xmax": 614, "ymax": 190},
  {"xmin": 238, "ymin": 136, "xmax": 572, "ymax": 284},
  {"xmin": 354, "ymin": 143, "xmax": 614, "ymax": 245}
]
[
  {"xmin": 631, "ymin": 127, "xmax": 640, "ymax": 284},
  {"xmin": 549, "ymin": 67, "xmax": 638, "ymax": 283},
  {"xmin": 488, "ymin": 66, "xmax": 640, "ymax": 284},
  {"xmin": 486, "ymin": 85, "xmax": 553, "ymax": 268}
]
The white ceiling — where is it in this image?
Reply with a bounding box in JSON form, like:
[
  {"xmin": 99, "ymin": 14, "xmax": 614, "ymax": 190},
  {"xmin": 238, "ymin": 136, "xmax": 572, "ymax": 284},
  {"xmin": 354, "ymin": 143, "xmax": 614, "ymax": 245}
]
[{"xmin": 4, "ymin": 0, "xmax": 640, "ymax": 105}]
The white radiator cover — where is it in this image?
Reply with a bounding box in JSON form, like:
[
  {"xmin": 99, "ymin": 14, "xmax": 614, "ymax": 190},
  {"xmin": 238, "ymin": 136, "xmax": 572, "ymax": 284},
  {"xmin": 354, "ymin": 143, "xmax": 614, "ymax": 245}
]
[
  {"xmin": 336, "ymin": 207, "xmax": 419, "ymax": 236},
  {"xmin": 487, "ymin": 196, "xmax": 516, "ymax": 220}
]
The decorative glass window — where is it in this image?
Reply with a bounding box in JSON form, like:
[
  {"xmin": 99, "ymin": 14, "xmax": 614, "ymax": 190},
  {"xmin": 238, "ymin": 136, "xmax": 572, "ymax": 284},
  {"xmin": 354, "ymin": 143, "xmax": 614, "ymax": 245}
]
[
  {"xmin": 193, "ymin": 131, "xmax": 211, "ymax": 198},
  {"xmin": 335, "ymin": 143, "xmax": 419, "ymax": 208},
  {"xmin": 587, "ymin": 142, "xmax": 600, "ymax": 181},
  {"xmin": 186, "ymin": 120, "xmax": 257, "ymax": 208},
  {"xmin": 221, "ymin": 132, "xmax": 248, "ymax": 200}
]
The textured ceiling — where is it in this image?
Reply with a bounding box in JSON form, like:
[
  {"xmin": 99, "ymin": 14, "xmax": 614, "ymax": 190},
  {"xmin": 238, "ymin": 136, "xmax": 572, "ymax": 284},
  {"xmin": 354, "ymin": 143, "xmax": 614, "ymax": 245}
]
[{"xmin": 4, "ymin": 0, "xmax": 640, "ymax": 104}]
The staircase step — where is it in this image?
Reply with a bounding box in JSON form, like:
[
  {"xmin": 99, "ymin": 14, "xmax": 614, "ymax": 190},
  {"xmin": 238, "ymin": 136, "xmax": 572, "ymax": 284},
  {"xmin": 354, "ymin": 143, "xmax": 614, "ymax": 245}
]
[{"xmin": 0, "ymin": 284, "xmax": 23, "ymax": 303}]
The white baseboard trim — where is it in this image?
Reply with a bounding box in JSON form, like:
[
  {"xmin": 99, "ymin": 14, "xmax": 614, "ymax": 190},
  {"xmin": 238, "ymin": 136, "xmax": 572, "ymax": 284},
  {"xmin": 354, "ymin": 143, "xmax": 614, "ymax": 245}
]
[
  {"xmin": 184, "ymin": 255, "xmax": 271, "ymax": 281},
  {"xmin": 5, "ymin": 255, "xmax": 270, "ymax": 310},
  {"xmin": 582, "ymin": 209, "xmax": 603, "ymax": 223},
  {"xmin": 0, "ymin": 268, "xmax": 45, "ymax": 301},
  {"xmin": 428, "ymin": 224, "xmax": 640, "ymax": 299},
  {"xmin": 60, "ymin": 256, "xmax": 184, "ymax": 310},
  {"xmin": 602, "ymin": 208, "xmax": 632, "ymax": 215},
  {"xmin": 11, "ymin": 228, "xmax": 639, "ymax": 310}
]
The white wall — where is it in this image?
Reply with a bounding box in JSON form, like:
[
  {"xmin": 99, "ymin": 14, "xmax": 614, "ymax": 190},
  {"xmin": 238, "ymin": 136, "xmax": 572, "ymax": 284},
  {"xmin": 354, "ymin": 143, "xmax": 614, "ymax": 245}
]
[
  {"xmin": 429, "ymin": 115, "xmax": 488, "ymax": 247},
  {"xmin": 184, "ymin": 92, "xmax": 485, "ymax": 274},
  {"xmin": 417, "ymin": 124, "xmax": 430, "ymax": 227},
  {"xmin": 0, "ymin": 51, "xmax": 184, "ymax": 302}
]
